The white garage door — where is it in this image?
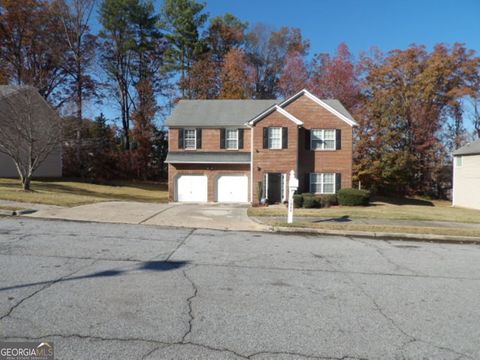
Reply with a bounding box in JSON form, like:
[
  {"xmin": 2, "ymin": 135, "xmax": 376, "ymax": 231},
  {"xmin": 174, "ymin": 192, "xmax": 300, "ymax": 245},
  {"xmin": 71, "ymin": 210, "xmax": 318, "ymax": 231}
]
[
  {"xmin": 217, "ymin": 175, "xmax": 248, "ymax": 203},
  {"xmin": 177, "ymin": 175, "xmax": 208, "ymax": 202}
]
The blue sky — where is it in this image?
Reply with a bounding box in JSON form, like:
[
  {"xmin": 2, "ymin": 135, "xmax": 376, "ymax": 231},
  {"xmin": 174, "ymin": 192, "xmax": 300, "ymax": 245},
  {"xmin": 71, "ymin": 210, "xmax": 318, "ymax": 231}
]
[
  {"xmin": 89, "ymin": 0, "xmax": 480, "ymax": 124},
  {"xmin": 205, "ymin": 0, "xmax": 479, "ymax": 55}
]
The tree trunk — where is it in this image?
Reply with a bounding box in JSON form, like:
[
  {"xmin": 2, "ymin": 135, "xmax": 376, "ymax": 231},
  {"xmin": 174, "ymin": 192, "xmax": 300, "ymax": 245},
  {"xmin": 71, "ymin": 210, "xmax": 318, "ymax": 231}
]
[
  {"xmin": 22, "ymin": 176, "xmax": 31, "ymax": 191},
  {"xmin": 76, "ymin": 68, "xmax": 83, "ymax": 176}
]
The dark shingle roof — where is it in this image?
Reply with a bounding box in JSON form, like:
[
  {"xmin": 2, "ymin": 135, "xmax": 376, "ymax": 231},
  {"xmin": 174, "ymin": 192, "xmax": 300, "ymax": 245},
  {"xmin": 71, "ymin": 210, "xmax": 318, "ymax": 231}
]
[
  {"xmin": 166, "ymin": 97, "xmax": 356, "ymax": 127},
  {"xmin": 165, "ymin": 152, "xmax": 251, "ymax": 164},
  {"xmin": 322, "ymin": 99, "xmax": 356, "ymax": 122},
  {"xmin": 166, "ymin": 100, "xmax": 278, "ymax": 127},
  {"xmin": 453, "ymin": 140, "xmax": 480, "ymax": 156}
]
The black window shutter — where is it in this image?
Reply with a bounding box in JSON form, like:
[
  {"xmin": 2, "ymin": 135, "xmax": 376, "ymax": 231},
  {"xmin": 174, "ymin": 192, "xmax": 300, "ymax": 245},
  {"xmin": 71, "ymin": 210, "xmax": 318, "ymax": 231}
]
[
  {"xmin": 336, "ymin": 129, "xmax": 342, "ymax": 150},
  {"xmin": 263, "ymin": 128, "xmax": 268, "ymax": 149},
  {"xmin": 196, "ymin": 128, "xmax": 202, "ymax": 149},
  {"xmin": 238, "ymin": 128, "xmax": 244, "ymax": 149},
  {"xmin": 220, "ymin": 128, "xmax": 226, "ymax": 149},
  {"xmin": 336, "ymin": 173, "xmax": 342, "ymax": 193},
  {"xmin": 282, "ymin": 127, "xmax": 288, "ymax": 149},
  {"xmin": 305, "ymin": 129, "xmax": 311, "ymax": 150},
  {"xmin": 304, "ymin": 173, "xmax": 310, "ymax": 193},
  {"xmin": 178, "ymin": 128, "xmax": 184, "ymax": 149}
]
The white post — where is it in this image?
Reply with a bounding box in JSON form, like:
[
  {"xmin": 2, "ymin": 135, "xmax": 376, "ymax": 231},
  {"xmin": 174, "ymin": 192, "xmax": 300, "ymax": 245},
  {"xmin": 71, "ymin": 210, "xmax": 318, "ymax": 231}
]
[{"xmin": 287, "ymin": 170, "xmax": 298, "ymax": 224}]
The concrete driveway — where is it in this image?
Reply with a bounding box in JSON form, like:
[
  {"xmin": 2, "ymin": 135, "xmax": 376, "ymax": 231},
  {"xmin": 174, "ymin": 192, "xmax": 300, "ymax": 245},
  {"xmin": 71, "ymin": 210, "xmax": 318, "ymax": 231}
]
[
  {"xmin": 27, "ymin": 201, "xmax": 267, "ymax": 231},
  {"xmin": 1, "ymin": 217, "xmax": 480, "ymax": 359}
]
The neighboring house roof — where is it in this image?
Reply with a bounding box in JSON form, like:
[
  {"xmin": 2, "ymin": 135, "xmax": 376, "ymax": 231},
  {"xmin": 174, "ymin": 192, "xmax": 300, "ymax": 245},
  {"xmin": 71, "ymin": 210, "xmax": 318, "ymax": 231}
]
[
  {"xmin": 165, "ymin": 151, "xmax": 251, "ymax": 164},
  {"xmin": 453, "ymin": 140, "xmax": 480, "ymax": 156},
  {"xmin": 0, "ymin": 85, "xmax": 23, "ymax": 98},
  {"xmin": 166, "ymin": 99, "xmax": 278, "ymax": 127},
  {"xmin": 248, "ymin": 105, "xmax": 303, "ymax": 126}
]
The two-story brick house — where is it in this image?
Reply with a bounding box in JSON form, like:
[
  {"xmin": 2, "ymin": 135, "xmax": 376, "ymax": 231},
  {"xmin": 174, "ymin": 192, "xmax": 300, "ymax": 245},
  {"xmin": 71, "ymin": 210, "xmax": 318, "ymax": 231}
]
[{"xmin": 165, "ymin": 89, "xmax": 357, "ymax": 204}]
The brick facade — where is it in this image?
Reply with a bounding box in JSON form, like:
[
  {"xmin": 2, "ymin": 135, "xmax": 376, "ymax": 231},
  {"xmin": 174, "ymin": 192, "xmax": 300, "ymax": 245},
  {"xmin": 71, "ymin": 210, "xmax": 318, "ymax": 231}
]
[
  {"xmin": 167, "ymin": 92, "xmax": 354, "ymax": 204},
  {"xmin": 284, "ymin": 94, "xmax": 353, "ymax": 192},
  {"xmin": 251, "ymin": 110, "xmax": 299, "ymax": 204},
  {"xmin": 169, "ymin": 128, "xmax": 251, "ymax": 152}
]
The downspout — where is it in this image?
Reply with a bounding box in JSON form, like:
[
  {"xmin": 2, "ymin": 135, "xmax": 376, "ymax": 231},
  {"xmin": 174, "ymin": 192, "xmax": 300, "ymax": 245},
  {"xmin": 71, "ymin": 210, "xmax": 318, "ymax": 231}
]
[
  {"xmin": 248, "ymin": 124, "xmax": 254, "ymax": 203},
  {"xmin": 452, "ymin": 155, "xmax": 456, "ymax": 207}
]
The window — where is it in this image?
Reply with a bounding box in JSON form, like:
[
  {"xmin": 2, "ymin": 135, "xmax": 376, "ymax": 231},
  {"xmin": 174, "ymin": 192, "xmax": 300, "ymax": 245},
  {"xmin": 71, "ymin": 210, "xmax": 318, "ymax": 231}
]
[
  {"xmin": 456, "ymin": 156, "xmax": 463, "ymax": 167},
  {"xmin": 310, "ymin": 173, "xmax": 336, "ymax": 194},
  {"xmin": 311, "ymin": 129, "xmax": 336, "ymax": 150},
  {"xmin": 268, "ymin": 127, "xmax": 282, "ymax": 149},
  {"xmin": 184, "ymin": 129, "xmax": 196, "ymax": 149},
  {"xmin": 226, "ymin": 129, "xmax": 239, "ymax": 149}
]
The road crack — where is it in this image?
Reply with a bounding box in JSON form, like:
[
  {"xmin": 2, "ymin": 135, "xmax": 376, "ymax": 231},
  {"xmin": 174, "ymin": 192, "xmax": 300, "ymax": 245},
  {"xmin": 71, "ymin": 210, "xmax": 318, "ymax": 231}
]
[
  {"xmin": 247, "ymin": 350, "xmax": 364, "ymax": 359},
  {"xmin": 0, "ymin": 259, "xmax": 97, "ymax": 321},
  {"xmin": 351, "ymin": 237, "xmax": 420, "ymax": 275},
  {"xmin": 164, "ymin": 229, "xmax": 195, "ymax": 261},
  {"xmin": 180, "ymin": 267, "xmax": 198, "ymax": 343}
]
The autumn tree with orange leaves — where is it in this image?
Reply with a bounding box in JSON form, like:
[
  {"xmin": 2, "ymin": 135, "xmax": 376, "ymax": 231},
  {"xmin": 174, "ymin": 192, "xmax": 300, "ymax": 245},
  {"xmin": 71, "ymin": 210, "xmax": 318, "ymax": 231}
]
[
  {"xmin": 0, "ymin": 0, "xmax": 69, "ymax": 105},
  {"xmin": 219, "ymin": 48, "xmax": 256, "ymax": 99},
  {"xmin": 278, "ymin": 51, "xmax": 309, "ymax": 98},
  {"xmin": 354, "ymin": 43, "xmax": 480, "ymax": 196}
]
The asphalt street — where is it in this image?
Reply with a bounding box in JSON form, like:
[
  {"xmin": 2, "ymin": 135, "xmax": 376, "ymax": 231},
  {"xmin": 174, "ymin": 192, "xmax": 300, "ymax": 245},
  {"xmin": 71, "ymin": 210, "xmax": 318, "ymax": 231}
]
[{"xmin": 0, "ymin": 217, "xmax": 479, "ymax": 359}]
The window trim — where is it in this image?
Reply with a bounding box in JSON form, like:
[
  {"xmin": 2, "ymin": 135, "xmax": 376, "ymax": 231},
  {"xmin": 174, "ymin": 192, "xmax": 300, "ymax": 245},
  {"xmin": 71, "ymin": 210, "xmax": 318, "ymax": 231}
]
[
  {"xmin": 456, "ymin": 156, "xmax": 463, "ymax": 167},
  {"xmin": 311, "ymin": 129, "xmax": 336, "ymax": 151},
  {"xmin": 310, "ymin": 173, "xmax": 336, "ymax": 194},
  {"xmin": 184, "ymin": 128, "xmax": 197, "ymax": 150},
  {"xmin": 225, "ymin": 128, "xmax": 239, "ymax": 150},
  {"xmin": 268, "ymin": 127, "xmax": 282, "ymax": 149}
]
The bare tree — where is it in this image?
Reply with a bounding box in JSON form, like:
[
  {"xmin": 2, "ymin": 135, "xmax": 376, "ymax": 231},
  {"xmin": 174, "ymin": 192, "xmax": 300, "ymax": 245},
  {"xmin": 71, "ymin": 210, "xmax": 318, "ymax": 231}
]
[
  {"xmin": 0, "ymin": 86, "xmax": 62, "ymax": 190},
  {"xmin": 57, "ymin": 0, "xmax": 97, "ymax": 168}
]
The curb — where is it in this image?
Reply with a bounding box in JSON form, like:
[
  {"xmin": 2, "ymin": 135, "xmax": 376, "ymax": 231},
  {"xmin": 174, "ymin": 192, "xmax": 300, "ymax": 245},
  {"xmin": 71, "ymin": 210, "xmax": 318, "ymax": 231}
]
[
  {"xmin": 272, "ymin": 226, "xmax": 480, "ymax": 244},
  {"xmin": 0, "ymin": 209, "xmax": 37, "ymax": 217}
]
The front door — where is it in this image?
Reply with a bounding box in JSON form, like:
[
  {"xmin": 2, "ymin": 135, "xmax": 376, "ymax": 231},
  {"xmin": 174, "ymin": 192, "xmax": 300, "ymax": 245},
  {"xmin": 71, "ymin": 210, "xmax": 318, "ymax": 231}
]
[{"xmin": 267, "ymin": 173, "xmax": 282, "ymax": 203}]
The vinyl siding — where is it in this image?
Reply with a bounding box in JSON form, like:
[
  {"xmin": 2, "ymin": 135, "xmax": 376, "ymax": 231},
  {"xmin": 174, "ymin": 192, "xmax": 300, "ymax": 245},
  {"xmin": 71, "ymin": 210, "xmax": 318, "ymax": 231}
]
[
  {"xmin": 0, "ymin": 148, "xmax": 62, "ymax": 178},
  {"xmin": 453, "ymin": 154, "xmax": 480, "ymax": 210}
]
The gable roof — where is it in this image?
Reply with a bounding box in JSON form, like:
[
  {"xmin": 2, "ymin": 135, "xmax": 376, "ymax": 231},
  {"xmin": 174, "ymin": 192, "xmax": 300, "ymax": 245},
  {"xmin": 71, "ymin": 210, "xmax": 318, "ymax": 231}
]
[
  {"xmin": 165, "ymin": 90, "xmax": 357, "ymax": 128},
  {"xmin": 166, "ymin": 99, "xmax": 277, "ymax": 127},
  {"xmin": 247, "ymin": 105, "xmax": 303, "ymax": 126},
  {"xmin": 453, "ymin": 140, "xmax": 480, "ymax": 156},
  {"xmin": 0, "ymin": 85, "xmax": 22, "ymax": 99},
  {"xmin": 279, "ymin": 89, "xmax": 358, "ymax": 127}
]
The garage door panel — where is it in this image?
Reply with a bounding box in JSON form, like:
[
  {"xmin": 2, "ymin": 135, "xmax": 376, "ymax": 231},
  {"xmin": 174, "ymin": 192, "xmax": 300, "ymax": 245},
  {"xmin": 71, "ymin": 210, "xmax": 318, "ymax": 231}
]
[
  {"xmin": 217, "ymin": 175, "xmax": 248, "ymax": 203},
  {"xmin": 177, "ymin": 175, "xmax": 207, "ymax": 202}
]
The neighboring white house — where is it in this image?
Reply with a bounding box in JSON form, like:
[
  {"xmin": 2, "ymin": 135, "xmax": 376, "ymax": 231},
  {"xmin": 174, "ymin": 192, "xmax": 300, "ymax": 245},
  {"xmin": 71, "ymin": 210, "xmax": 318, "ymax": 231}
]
[
  {"xmin": 452, "ymin": 140, "xmax": 480, "ymax": 210},
  {"xmin": 0, "ymin": 85, "xmax": 62, "ymax": 178}
]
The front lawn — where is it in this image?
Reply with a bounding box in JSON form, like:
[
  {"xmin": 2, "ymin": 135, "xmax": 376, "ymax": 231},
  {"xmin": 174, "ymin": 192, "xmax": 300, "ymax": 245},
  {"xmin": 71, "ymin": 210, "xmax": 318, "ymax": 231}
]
[
  {"xmin": 248, "ymin": 197, "xmax": 480, "ymax": 224},
  {"xmin": 0, "ymin": 205, "xmax": 24, "ymax": 211},
  {"xmin": 0, "ymin": 178, "xmax": 168, "ymax": 207}
]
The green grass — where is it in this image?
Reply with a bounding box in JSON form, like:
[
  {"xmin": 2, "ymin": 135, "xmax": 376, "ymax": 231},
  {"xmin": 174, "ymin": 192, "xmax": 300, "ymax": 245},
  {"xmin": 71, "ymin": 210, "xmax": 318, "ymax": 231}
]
[
  {"xmin": 0, "ymin": 178, "xmax": 168, "ymax": 207},
  {"xmin": 248, "ymin": 197, "xmax": 480, "ymax": 224},
  {"xmin": 0, "ymin": 205, "xmax": 23, "ymax": 211}
]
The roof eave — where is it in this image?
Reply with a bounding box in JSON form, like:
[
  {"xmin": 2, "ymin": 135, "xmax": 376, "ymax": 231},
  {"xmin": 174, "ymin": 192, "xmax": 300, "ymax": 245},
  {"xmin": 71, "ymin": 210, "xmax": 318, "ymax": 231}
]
[{"xmin": 247, "ymin": 105, "xmax": 304, "ymax": 126}]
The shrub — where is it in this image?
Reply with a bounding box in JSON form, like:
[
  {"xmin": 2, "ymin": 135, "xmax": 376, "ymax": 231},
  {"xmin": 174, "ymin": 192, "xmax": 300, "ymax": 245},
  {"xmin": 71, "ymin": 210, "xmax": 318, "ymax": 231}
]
[
  {"xmin": 257, "ymin": 181, "xmax": 263, "ymax": 203},
  {"xmin": 318, "ymin": 194, "xmax": 338, "ymax": 208},
  {"xmin": 337, "ymin": 188, "xmax": 370, "ymax": 206},
  {"xmin": 303, "ymin": 196, "xmax": 319, "ymax": 208},
  {"xmin": 293, "ymin": 194, "xmax": 303, "ymax": 208}
]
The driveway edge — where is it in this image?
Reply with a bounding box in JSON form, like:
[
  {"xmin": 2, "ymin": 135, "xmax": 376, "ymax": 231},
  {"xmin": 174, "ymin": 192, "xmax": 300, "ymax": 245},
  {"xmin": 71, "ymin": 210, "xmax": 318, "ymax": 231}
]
[{"xmin": 272, "ymin": 225, "xmax": 480, "ymax": 244}]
